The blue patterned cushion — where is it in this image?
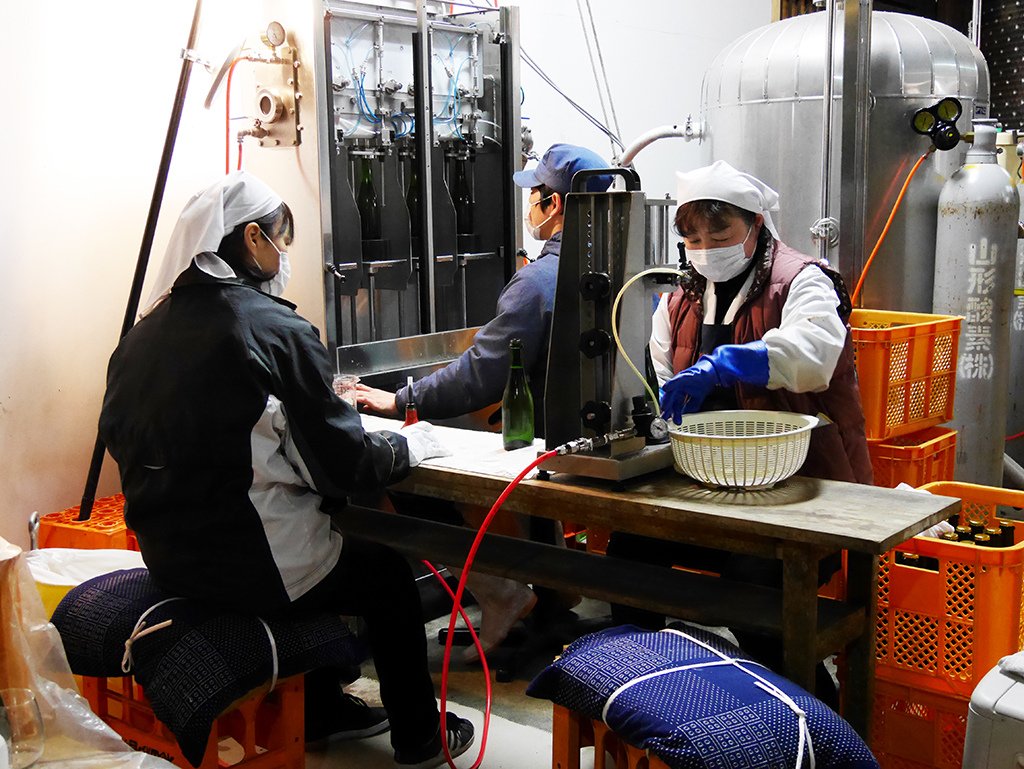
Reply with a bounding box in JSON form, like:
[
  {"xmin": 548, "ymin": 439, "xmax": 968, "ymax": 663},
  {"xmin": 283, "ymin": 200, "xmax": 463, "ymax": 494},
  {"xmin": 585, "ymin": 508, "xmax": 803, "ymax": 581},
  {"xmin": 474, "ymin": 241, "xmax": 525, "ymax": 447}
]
[
  {"xmin": 52, "ymin": 569, "xmax": 365, "ymax": 767},
  {"xmin": 527, "ymin": 624, "xmax": 879, "ymax": 769}
]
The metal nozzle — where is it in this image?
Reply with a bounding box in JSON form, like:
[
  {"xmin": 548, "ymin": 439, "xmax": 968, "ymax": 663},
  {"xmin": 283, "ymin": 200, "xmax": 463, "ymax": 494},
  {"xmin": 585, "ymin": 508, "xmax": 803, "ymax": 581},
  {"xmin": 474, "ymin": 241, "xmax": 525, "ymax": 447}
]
[{"xmin": 555, "ymin": 428, "xmax": 637, "ymax": 455}]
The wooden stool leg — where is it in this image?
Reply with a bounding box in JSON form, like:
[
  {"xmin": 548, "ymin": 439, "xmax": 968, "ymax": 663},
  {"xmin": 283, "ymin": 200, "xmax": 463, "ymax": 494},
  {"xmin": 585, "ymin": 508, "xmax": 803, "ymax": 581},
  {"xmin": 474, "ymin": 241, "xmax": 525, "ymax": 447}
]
[{"xmin": 551, "ymin": 705, "xmax": 582, "ymax": 769}]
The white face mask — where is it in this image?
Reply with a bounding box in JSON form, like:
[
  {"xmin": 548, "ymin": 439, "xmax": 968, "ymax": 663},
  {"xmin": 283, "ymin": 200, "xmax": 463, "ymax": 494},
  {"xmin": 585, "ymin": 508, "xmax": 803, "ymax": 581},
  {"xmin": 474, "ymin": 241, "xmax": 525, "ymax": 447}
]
[
  {"xmin": 256, "ymin": 228, "xmax": 291, "ymax": 297},
  {"xmin": 524, "ymin": 195, "xmax": 555, "ymax": 241},
  {"xmin": 685, "ymin": 225, "xmax": 754, "ymax": 282},
  {"xmin": 264, "ymin": 251, "xmax": 291, "ymax": 297}
]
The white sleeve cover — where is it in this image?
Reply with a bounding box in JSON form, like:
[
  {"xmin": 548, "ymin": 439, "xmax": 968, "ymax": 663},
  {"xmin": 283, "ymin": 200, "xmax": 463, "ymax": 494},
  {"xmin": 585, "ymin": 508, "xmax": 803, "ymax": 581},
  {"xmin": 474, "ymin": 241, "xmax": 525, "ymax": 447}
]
[
  {"xmin": 649, "ymin": 294, "xmax": 674, "ymax": 386},
  {"xmin": 762, "ymin": 267, "xmax": 847, "ymax": 393}
]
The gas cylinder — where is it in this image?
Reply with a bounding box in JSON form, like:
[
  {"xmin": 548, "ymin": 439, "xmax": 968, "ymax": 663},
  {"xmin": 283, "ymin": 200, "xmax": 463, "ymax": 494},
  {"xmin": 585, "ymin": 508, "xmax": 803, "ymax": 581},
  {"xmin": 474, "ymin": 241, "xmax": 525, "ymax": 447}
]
[
  {"xmin": 933, "ymin": 122, "xmax": 1020, "ymax": 485},
  {"xmin": 1003, "ymin": 131, "xmax": 1024, "ymax": 467}
]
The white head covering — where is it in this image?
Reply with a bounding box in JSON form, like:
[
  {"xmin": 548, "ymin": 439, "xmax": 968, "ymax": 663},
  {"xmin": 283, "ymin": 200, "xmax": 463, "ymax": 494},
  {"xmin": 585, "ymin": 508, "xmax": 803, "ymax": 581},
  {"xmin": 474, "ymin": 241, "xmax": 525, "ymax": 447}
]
[
  {"xmin": 675, "ymin": 160, "xmax": 781, "ymax": 240},
  {"xmin": 140, "ymin": 171, "xmax": 284, "ymax": 317}
]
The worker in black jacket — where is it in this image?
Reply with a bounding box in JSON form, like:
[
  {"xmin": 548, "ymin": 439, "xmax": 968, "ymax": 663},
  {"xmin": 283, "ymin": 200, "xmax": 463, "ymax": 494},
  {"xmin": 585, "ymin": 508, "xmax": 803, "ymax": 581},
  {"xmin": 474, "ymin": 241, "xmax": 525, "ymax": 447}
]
[{"xmin": 99, "ymin": 171, "xmax": 473, "ymax": 768}]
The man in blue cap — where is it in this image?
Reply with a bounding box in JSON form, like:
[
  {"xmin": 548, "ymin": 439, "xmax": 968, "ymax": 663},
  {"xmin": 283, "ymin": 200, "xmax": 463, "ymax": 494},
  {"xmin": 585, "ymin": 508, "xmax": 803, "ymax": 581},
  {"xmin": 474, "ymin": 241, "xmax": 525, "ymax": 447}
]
[
  {"xmin": 356, "ymin": 144, "xmax": 611, "ymax": 660},
  {"xmin": 356, "ymin": 143, "xmax": 611, "ymax": 428}
]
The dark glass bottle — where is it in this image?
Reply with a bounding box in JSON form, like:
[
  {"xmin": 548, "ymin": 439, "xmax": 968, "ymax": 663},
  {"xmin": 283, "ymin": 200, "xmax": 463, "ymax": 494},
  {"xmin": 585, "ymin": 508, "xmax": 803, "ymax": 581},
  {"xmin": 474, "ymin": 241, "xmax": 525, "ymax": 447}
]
[
  {"xmin": 502, "ymin": 338, "xmax": 534, "ymax": 450},
  {"xmin": 451, "ymin": 154, "xmax": 474, "ymax": 235},
  {"xmin": 999, "ymin": 519, "xmax": 1017, "ymax": 547},
  {"xmin": 406, "ymin": 160, "xmax": 421, "ymax": 230},
  {"xmin": 356, "ymin": 155, "xmax": 381, "ymax": 240},
  {"xmin": 984, "ymin": 526, "xmax": 1004, "ymax": 547},
  {"xmin": 403, "ymin": 375, "xmax": 419, "ymax": 427}
]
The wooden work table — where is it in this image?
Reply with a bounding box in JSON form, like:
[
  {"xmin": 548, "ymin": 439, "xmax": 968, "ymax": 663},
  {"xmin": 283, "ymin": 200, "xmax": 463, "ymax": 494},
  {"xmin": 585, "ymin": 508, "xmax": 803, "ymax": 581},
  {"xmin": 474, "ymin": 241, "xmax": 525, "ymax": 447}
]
[{"xmin": 337, "ymin": 426, "xmax": 961, "ymax": 739}]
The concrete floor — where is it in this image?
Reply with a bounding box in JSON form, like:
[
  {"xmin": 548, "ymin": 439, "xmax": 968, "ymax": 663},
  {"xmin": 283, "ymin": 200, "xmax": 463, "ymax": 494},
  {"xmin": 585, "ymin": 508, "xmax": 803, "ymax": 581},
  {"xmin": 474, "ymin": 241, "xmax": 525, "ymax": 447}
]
[{"xmin": 306, "ymin": 595, "xmax": 615, "ymax": 767}]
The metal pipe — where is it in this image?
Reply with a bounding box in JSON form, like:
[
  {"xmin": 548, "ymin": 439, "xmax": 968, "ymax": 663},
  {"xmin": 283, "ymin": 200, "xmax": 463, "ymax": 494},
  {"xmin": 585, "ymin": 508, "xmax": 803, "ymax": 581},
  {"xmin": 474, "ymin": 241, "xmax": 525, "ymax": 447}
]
[
  {"xmin": 838, "ymin": 0, "xmax": 873, "ymax": 294},
  {"xmin": 617, "ymin": 121, "xmax": 702, "ymax": 168},
  {"xmin": 469, "ymin": 30, "xmax": 480, "ymax": 142},
  {"xmin": 374, "ymin": 19, "xmax": 387, "ymax": 146},
  {"xmin": 413, "ymin": 3, "xmax": 437, "ymax": 332},
  {"xmin": 80, "ymin": 0, "xmax": 203, "ymax": 521},
  {"xmin": 817, "ymin": 0, "xmax": 837, "ymax": 262},
  {"xmin": 498, "ymin": 6, "xmax": 521, "ymax": 285},
  {"xmin": 325, "ymin": 6, "xmax": 472, "ymax": 35},
  {"xmin": 367, "ymin": 271, "xmax": 378, "ymax": 341},
  {"xmin": 970, "ymin": 0, "xmax": 983, "ymax": 48}
]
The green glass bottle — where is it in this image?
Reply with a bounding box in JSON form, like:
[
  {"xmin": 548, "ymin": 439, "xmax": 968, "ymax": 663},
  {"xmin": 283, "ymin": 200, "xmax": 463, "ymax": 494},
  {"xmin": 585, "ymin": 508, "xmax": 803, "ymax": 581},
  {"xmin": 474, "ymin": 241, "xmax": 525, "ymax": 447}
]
[
  {"xmin": 451, "ymin": 154, "xmax": 474, "ymax": 235},
  {"xmin": 356, "ymin": 155, "xmax": 381, "ymax": 240},
  {"xmin": 502, "ymin": 338, "xmax": 534, "ymax": 450}
]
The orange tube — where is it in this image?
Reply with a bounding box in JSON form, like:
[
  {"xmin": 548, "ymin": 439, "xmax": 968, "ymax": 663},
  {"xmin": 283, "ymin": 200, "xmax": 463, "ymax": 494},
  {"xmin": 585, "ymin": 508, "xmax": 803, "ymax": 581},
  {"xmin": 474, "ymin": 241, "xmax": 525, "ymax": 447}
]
[
  {"xmin": 438, "ymin": 449, "xmax": 558, "ymax": 768},
  {"xmin": 851, "ymin": 147, "xmax": 935, "ymax": 306}
]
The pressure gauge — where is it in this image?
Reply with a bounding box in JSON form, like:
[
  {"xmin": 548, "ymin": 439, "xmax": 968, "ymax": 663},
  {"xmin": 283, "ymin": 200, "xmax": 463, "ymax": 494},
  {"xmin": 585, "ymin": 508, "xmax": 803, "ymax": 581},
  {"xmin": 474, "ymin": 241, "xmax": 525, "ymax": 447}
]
[
  {"xmin": 649, "ymin": 418, "xmax": 670, "ymax": 443},
  {"xmin": 912, "ymin": 109, "xmax": 935, "ymax": 135},
  {"xmin": 936, "ymin": 97, "xmax": 962, "ymax": 122},
  {"xmin": 262, "ymin": 21, "xmax": 287, "ymax": 48}
]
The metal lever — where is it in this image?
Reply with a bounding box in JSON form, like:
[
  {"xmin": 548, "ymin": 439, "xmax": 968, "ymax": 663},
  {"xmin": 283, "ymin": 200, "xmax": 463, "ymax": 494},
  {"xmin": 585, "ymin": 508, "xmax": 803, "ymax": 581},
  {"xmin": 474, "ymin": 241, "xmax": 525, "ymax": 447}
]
[{"xmin": 325, "ymin": 264, "xmax": 347, "ymax": 283}]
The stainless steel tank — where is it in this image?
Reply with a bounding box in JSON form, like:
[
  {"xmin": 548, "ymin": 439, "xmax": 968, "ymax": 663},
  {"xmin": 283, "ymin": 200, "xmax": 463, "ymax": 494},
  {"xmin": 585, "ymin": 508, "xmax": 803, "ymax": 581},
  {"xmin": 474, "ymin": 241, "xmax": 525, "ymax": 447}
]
[
  {"xmin": 933, "ymin": 123, "xmax": 1019, "ymax": 486},
  {"xmin": 698, "ymin": 11, "xmax": 989, "ymax": 313}
]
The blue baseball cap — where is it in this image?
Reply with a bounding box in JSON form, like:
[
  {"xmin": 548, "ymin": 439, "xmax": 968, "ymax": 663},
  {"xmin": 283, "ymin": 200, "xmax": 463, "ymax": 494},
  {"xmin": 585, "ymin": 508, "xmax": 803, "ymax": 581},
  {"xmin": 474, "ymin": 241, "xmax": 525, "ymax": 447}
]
[{"xmin": 513, "ymin": 143, "xmax": 613, "ymax": 194}]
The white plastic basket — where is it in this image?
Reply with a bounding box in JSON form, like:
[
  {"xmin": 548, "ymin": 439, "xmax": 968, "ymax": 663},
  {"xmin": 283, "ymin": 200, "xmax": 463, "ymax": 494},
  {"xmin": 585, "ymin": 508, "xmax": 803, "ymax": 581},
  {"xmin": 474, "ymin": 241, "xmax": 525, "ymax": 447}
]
[{"xmin": 668, "ymin": 410, "xmax": 819, "ymax": 490}]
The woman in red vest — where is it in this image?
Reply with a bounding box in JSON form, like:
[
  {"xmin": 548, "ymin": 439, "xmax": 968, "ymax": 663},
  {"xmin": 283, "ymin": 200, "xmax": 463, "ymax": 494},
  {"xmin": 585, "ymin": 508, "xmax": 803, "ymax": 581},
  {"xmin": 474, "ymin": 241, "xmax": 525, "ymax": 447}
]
[
  {"xmin": 652, "ymin": 160, "xmax": 871, "ymax": 483},
  {"xmin": 609, "ymin": 161, "xmax": 872, "ymax": 705}
]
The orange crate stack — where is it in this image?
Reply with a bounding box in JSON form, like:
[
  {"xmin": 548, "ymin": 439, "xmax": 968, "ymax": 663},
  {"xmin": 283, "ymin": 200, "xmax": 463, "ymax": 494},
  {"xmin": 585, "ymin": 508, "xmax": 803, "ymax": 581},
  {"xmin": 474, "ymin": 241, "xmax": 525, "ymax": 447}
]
[
  {"xmin": 82, "ymin": 674, "xmax": 304, "ymax": 769},
  {"xmin": 850, "ymin": 309, "xmax": 961, "ymax": 442},
  {"xmin": 37, "ymin": 494, "xmax": 139, "ymax": 551},
  {"xmin": 868, "ymin": 426, "xmax": 958, "ymax": 489},
  {"xmin": 871, "ymin": 483, "xmax": 1024, "ymax": 768},
  {"xmin": 870, "ymin": 680, "xmax": 969, "ymax": 769}
]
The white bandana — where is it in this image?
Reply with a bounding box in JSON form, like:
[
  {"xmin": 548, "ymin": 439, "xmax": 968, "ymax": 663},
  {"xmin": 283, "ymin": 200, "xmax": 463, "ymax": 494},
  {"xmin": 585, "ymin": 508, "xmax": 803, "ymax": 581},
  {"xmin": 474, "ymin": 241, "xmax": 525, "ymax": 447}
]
[
  {"xmin": 140, "ymin": 171, "xmax": 284, "ymax": 317},
  {"xmin": 675, "ymin": 160, "xmax": 781, "ymax": 241}
]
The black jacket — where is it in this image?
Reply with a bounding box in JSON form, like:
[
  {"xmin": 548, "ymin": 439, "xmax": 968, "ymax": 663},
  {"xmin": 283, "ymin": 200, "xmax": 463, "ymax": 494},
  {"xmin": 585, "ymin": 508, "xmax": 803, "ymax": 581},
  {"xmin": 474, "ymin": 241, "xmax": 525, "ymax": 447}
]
[{"xmin": 99, "ymin": 268, "xmax": 409, "ymax": 611}]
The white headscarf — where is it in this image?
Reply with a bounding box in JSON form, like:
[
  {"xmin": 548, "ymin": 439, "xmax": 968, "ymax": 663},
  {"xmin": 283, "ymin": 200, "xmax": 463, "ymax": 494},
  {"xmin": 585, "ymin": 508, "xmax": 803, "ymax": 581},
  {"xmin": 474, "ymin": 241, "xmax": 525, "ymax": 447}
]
[
  {"xmin": 140, "ymin": 171, "xmax": 284, "ymax": 317},
  {"xmin": 675, "ymin": 160, "xmax": 781, "ymax": 240}
]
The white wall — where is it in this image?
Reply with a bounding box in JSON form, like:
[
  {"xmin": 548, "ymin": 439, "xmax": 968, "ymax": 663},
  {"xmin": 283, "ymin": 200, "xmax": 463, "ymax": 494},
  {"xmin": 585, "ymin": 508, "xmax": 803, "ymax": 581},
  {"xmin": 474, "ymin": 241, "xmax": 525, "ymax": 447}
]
[
  {"xmin": 515, "ymin": 0, "xmax": 771, "ymax": 257},
  {"xmin": 0, "ymin": 0, "xmax": 769, "ymax": 548}
]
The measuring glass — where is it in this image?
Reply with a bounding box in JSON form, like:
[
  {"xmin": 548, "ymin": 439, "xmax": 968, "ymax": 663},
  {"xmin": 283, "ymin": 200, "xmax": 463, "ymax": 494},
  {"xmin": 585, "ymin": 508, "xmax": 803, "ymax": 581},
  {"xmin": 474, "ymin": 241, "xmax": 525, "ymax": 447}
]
[
  {"xmin": 0, "ymin": 689, "xmax": 44, "ymax": 769},
  {"xmin": 332, "ymin": 374, "xmax": 360, "ymax": 406}
]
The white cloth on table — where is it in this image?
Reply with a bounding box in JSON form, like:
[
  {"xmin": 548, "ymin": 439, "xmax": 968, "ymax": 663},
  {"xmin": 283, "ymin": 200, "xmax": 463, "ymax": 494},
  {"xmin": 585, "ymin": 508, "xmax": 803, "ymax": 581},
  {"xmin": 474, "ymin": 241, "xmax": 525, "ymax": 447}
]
[{"xmin": 361, "ymin": 415, "xmax": 544, "ymax": 479}]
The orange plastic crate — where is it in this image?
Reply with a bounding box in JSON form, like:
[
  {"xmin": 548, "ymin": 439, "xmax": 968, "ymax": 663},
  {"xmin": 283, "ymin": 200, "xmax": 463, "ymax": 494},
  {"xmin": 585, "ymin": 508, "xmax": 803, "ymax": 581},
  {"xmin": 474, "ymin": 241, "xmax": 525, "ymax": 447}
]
[
  {"xmin": 38, "ymin": 494, "xmax": 138, "ymax": 550},
  {"xmin": 82, "ymin": 674, "xmax": 304, "ymax": 769},
  {"xmin": 552, "ymin": 704, "xmax": 671, "ymax": 769},
  {"xmin": 870, "ymin": 680, "xmax": 968, "ymax": 769},
  {"xmin": 875, "ymin": 482, "xmax": 1024, "ymax": 699},
  {"xmin": 850, "ymin": 309, "xmax": 961, "ymax": 441},
  {"xmin": 868, "ymin": 427, "xmax": 957, "ymax": 488}
]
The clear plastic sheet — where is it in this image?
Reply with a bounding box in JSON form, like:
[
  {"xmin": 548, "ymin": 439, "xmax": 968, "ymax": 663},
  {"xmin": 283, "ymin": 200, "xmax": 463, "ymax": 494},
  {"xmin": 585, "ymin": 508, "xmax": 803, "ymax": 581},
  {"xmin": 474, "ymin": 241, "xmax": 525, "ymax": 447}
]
[{"xmin": 0, "ymin": 537, "xmax": 175, "ymax": 769}]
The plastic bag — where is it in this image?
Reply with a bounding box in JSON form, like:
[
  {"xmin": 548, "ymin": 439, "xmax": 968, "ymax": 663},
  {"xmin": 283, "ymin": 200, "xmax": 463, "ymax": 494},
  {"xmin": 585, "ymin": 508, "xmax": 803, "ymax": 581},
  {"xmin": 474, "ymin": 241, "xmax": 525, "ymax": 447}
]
[{"xmin": 0, "ymin": 537, "xmax": 174, "ymax": 768}]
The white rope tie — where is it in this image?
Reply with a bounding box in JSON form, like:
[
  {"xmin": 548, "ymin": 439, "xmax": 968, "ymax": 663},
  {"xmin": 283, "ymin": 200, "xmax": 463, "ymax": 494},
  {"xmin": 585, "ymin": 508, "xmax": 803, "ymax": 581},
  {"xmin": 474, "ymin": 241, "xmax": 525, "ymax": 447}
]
[
  {"xmin": 598, "ymin": 629, "xmax": 815, "ymax": 769},
  {"xmin": 121, "ymin": 600, "xmax": 280, "ymax": 696},
  {"xmin": 121, "ymin": 598, "xmax": 184, "ymax": 673},
  {"xmin": 258, "ymin": 618, "xmax": 279, "ymax": 693}
]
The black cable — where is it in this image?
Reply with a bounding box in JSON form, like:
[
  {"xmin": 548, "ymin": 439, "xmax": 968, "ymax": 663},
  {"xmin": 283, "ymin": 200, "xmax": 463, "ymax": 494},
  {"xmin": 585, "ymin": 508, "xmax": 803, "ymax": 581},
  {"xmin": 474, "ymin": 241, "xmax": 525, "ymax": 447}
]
[{"xmin": 520, "ymin": 47, "xmax": 624, "ymax": 150}]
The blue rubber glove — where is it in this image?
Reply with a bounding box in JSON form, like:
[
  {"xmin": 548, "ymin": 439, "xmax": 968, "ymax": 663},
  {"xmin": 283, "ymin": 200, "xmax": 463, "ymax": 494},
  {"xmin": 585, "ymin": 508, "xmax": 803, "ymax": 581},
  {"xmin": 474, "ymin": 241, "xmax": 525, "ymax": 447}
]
[{"xmin": 661, "ymin": 341, "xmax": 770, "ymax": 424}]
